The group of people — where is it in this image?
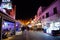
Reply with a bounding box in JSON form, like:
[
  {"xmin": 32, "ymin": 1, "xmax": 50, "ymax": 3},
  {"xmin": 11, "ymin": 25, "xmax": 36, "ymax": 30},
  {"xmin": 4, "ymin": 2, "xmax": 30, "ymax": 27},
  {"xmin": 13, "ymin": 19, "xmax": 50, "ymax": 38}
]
[{"xmin": 21, "ymin": 26, "xmax": 29, "ymax": 32}]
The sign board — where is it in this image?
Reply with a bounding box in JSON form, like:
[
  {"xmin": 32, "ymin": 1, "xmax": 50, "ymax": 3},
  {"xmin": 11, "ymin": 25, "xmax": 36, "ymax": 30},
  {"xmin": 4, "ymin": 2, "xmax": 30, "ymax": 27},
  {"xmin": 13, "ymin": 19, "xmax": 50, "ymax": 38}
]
[
  {"xmin": 2, "ymin": 0, "xmax": 11, "ymax": 2},
  {"xmin": 1, "ymin": 3, "xmax": 12, "ymax": 9},
  {"xmin": 0, "ymin": 7, "xmax": 7, "ymax": 14},
  {"xmin": 9, "ymin": 5, "xmax": 16, "ymax": 19},
  {"xmin": 0, "ymin": 0, "xmax": 16, "ymax": 19}
]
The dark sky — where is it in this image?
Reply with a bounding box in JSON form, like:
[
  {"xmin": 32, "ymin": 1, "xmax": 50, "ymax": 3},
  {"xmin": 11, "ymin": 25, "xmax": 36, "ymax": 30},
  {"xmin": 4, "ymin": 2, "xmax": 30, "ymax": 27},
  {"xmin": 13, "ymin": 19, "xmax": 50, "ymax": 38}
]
[{"xmin": 12, "ymin": 0, "xmax": 55, "ymax": 20}]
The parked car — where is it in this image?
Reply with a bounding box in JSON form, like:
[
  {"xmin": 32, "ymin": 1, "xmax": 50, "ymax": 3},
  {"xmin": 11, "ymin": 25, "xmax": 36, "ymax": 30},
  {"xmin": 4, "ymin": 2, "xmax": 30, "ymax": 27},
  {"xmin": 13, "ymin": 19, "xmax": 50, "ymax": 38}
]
[{"xmin": 52, "ymin": 30, "xmax": 60, "ymax": 36}]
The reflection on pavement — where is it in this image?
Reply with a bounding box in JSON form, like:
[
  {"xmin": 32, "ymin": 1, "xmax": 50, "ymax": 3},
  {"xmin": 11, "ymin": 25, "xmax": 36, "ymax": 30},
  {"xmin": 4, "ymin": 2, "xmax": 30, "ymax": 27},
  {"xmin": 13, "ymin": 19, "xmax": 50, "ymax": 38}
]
[
  {"xmin": 2, "ymin": 35, "xmax": 15, "ymax": 40},
  {"xmin": 16, "ymin": 31, "xmax": 22, "ymax": 35}
]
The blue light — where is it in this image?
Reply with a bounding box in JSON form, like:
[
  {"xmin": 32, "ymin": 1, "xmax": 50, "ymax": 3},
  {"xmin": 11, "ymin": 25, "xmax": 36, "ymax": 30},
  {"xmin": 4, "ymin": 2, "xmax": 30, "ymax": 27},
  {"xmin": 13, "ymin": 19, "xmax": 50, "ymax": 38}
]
[
  {"xmin": 1, "ymin": 3, "xmax": 12, "ymax": 9},
  {"xmin": 2, "ymin": 0, "xmax": 11, "ymax": 2}
]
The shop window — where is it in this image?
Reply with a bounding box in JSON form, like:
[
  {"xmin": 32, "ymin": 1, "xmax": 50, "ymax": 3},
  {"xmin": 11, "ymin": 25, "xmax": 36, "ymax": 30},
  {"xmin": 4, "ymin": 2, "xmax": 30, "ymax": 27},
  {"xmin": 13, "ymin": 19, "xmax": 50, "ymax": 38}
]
[
  {"xmin": 46, "ymin": 12, "xmax": 49, "ymax": 18},
  {"xmin": 53, "ymin": 7, "xmax": 57, "ymax": 14}
]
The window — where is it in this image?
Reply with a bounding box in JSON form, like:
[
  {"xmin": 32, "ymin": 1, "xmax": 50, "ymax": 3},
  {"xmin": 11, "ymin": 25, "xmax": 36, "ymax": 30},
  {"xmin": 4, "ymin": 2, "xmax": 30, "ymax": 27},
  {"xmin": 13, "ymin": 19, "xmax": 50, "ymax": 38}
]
[
  {"xmin": 46, "ymin": 12, "xmax": 49, "ymax": 18},
  {"xmin": 42, "ymin": 16, "xmax": 44, "ymax": 19},
  {"xmin": 53, "ymin": 7, "xmax": 57, "ymax": 14},
  {"xmin": 39, "ymin": 17, "xmax": 41, "ymax": 20},
  {"xmin": 40, "ymin": 17, "xmax": 42, "ymax": 20}
]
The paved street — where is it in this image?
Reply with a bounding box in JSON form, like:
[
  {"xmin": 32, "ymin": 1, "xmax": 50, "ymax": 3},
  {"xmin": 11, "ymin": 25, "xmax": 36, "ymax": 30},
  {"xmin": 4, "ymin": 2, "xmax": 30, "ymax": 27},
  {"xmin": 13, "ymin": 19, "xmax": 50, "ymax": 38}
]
[{"xmin": 3, "ymin": 31, "xmax": 60, "ymax": 40}]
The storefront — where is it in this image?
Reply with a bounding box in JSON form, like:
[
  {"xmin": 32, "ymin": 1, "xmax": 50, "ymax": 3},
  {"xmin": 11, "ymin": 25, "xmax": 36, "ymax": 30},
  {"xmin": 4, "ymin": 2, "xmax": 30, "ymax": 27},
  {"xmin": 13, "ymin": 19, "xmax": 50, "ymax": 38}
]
[
  {"xmin": 2, "ymin": 20, "xmax": 15, "ymax": 37},
  {"xmin": 0, "ymin": 11, "xmax": 16, "ymax": 39},
  {"xmin": 16, "ymin": 22, "xmax": 21, "ymax": 31},
  {"xmin": 42, "ymin": 15, "xmax": 60, "ymax": 35},
  {"xmin": 0, "ymin": 0, "xmax": 16, "ymax": 39}
]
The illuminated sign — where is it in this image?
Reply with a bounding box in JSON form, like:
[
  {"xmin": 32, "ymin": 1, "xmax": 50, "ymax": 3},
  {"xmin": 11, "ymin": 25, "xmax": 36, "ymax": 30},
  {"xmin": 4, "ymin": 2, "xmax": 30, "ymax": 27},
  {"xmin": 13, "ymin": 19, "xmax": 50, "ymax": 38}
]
[
  {"xmin": 10, "ymin": 5, "xmax": 16, "ymax": 19},
  {"xmin": 2, "ymin": 0, "xmax": 11, "ymax": 2},
  {"xmin": 1, "ymin": 3, "xmax": 12, "ymax": 9},
  {"xmin": 0, "ymin": 0, "xmax": 16, "ymax": 19},
  {"xmin": 2, "ymin": 21, "xmax": 14, "ymax": 29},
  {"xmin": 0, "ymin": 7, "xmax": 7, "ymax": 13},
  {"xmin": 55, "ymin": 22, "xmax": 60, "ymax": 27}
]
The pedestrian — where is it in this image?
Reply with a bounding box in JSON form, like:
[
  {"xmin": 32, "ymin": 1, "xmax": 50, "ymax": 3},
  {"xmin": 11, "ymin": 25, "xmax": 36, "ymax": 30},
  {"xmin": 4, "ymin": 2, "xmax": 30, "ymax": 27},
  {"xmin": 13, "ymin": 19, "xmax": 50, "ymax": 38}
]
[{"xmin": 21, "ymin": 26, "xmax": 26, "ymax": 32}]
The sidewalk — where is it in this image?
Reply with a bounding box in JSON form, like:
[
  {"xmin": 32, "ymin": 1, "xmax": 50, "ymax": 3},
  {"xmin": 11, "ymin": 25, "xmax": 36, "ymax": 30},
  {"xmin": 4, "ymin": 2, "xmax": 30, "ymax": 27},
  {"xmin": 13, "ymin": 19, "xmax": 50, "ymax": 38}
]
[
  {"xmin": 2, "ymin": 35, "xmax": 15, "ymax": 40},
  {"xmin": 2, "ymin": 31, "xmax": 23, "ymax": 40}
]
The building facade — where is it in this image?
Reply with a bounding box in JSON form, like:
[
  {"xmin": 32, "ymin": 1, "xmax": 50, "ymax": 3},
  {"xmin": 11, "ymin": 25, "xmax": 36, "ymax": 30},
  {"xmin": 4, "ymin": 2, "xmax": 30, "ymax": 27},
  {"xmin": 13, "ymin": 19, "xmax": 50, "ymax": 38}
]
[
  {"xmin": 38, "ymin": 0, "xmax": 60, "ymax": 34},
  {"xmin": 0, "ymin": 0, "xmax": 16, "ymax": 39}
]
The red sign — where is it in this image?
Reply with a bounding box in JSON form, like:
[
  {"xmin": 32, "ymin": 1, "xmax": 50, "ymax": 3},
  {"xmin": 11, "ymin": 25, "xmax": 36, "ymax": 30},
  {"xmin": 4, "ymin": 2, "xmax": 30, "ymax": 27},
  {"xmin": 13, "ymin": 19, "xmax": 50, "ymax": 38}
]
[{"xmin": 10, "ymin": 5, "xmax": 16, "ymax": 19}]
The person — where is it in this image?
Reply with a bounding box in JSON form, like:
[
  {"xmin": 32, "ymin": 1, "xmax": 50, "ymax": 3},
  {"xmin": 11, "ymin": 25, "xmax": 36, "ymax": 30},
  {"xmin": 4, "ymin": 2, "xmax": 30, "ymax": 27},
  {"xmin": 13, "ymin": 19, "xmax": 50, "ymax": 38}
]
[{"xmin": 21, "ymin": 26, "xmax": 26, "ymax": 32}]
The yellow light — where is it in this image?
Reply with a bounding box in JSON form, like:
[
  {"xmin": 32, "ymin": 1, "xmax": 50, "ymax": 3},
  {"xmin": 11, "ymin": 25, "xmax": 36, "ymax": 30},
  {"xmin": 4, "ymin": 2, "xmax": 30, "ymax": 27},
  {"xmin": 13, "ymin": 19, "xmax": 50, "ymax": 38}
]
[
  {"xmin": 26, "ymin": 21, "xmax": 30, "ymax": 25},
  {"xmin": 31, "ymin": 21, "xmax": 34, "ymax": 23},
  {"xmin": 36, "ymin": 23, "xmax": 41, "ymax": 25}
]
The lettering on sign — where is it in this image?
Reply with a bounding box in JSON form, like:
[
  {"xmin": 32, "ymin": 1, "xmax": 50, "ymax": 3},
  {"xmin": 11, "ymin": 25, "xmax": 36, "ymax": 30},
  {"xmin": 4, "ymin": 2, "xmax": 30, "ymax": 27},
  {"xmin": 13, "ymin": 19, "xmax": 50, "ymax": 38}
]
[{"xmin": 2, "ymin": 0, "xmax": 10, "ymax": 2}]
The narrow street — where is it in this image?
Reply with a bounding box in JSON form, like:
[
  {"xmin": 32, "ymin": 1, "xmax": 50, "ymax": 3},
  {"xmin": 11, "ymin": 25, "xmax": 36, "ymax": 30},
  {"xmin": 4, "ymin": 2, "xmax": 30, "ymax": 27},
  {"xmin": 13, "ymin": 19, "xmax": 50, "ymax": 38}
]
[
  {"xmin": 3, "ymin": 31, "xmax": 60, "ymax": 40},
  {"xmin": 0, "ymin": 0, "xmax": 60, "ymax": 40}
]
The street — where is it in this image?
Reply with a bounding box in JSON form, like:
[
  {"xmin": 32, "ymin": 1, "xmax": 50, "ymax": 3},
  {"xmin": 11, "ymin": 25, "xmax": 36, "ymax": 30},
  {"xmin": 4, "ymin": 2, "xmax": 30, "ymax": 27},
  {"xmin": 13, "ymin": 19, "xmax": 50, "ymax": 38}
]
[
  {"xmin": 3, "ymin": 31, "xmax": 60, "ymax": 40},
  {"xmin": 0, "ymin": 0, "xmax": 60, "ymax": 40}
]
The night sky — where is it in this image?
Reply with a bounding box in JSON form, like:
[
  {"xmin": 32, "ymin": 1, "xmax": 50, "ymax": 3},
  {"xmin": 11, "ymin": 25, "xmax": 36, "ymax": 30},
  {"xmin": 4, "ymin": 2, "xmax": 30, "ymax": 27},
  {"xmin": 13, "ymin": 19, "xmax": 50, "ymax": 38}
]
[{"xmin": 12, "ymin": 0, "xmax": 55, "ymax": 20}]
